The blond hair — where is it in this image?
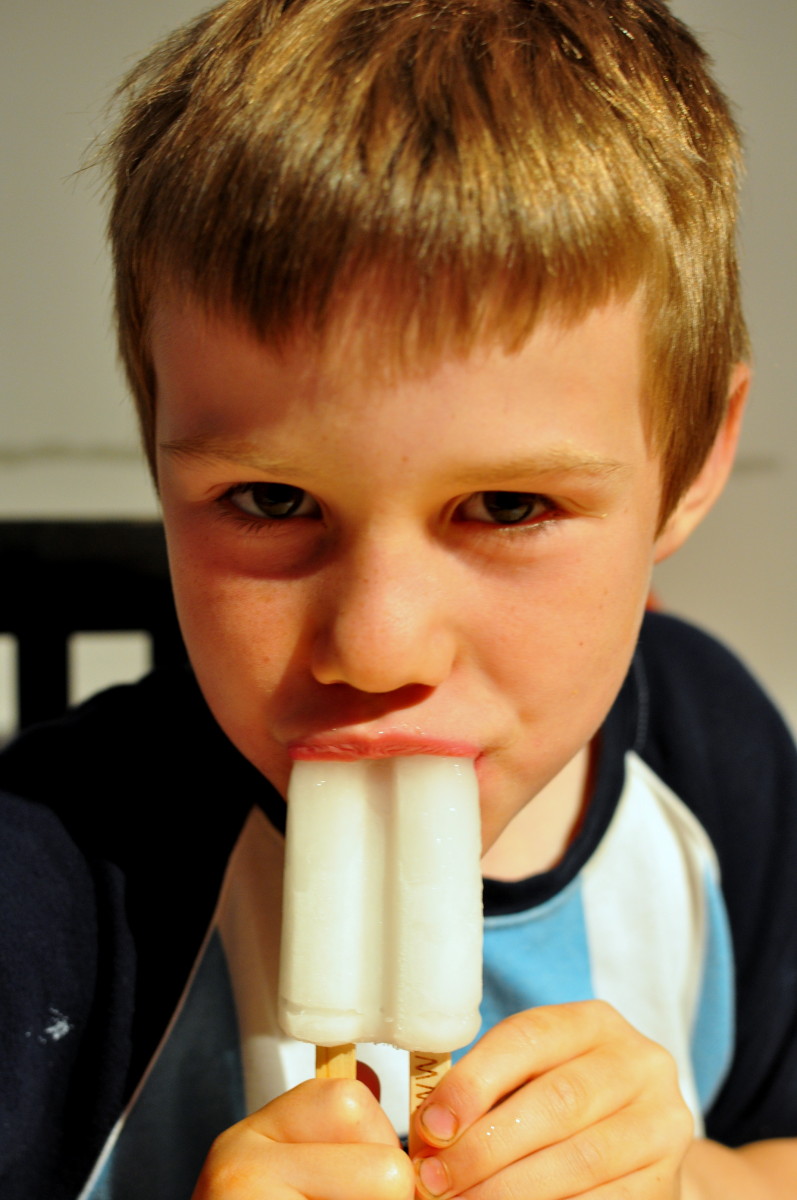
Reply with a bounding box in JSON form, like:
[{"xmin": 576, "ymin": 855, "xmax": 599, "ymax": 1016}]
[{"xmin": 106, "ymin": 0, "xmax": 748, "ymax": 519}]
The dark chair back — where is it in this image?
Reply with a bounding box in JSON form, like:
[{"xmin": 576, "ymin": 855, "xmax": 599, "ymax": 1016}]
[{"xmin": 0, "ymin": 520, "xmax": 184, "ymax": 731}]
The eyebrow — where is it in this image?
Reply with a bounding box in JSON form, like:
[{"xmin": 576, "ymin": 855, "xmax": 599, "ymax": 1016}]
[
  {"xmin": 159, "ymin": 434, "xmax": 628, "ymax": 484},
  {"xmin": 159, "ymin": 434, "xmax": 306, "ymax": 479},
  {"xmin": 445, "ymin": 451, "xmax": 628, "ymax": 487}
]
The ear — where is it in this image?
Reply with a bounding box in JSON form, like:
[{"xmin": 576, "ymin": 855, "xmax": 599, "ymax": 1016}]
[{"xmin": 654, "ymin": 362, "xmax": 750, "ymax": 564}]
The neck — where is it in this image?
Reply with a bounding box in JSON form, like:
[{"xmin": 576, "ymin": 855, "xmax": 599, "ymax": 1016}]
[{"xmin": 480, "ymin": 745, "xmax": 591, "ymax": 882}]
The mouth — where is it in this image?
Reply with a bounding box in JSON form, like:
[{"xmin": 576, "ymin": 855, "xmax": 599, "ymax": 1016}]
[{"xmin": 288, "ymin": 732, "xmax": 480, "ymax": 761}]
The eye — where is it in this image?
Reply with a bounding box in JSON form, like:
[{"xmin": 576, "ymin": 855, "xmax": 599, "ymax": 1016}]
[
  {"xmin": 457, "ymin": 491, "xmax": 553, "ymax": 525},
  {"xmin": 225, "ymin": 483, "xmax": 320, "ymax": 520}
]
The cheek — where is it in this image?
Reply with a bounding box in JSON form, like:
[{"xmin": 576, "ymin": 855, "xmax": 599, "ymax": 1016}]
[
  {"xmin": 167, "ymin": 562, "xmax": 300, "ymax": 785},
  {"xmin": 180, "ymin": 578, "xmax": 290, "ymax": 669},
  {"xmin": 486, "ymin": 537, "xmax": 653, "ymax": 702},
  {"xmin": 165, "ymin": 534, "xmax": 288, "ymax": 686}
]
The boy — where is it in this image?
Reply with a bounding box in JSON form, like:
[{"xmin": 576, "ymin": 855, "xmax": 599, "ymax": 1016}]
[{"xmin": 1, "ymin": 0, "xmax": 796, "ymax": 1197}]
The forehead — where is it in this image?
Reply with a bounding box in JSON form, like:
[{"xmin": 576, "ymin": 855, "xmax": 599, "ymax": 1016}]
[
  {"xmin": 151, "ymin": 290, "xmax": 660, "ymax": 500},
  {"xmin": 150, "ymin": 285, "xmax": 650, "ymax": 403}
]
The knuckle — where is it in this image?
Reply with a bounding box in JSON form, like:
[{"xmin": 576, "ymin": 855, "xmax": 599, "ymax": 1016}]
[
  {"xmin": 499, "ymin": 1006, "xmax": 555, "ymax": 1050},
  {"xmin": 602, "ymin": 1183, "xmax": 635, "ymax": 1200},
  {"xmin": 636, "ymin": 1037, "xmax": 685, "ymax": 1098},
  {"xmin": 503, "ymin": 999, "xmax": 615, "ymax": 1044},
  {"xmin": 378, "ymin": 1147, "xmax": 416, "ymax": 1200},
  {"xmin": 670, "ymin": 1096, "xmax": 696, "ymax": 1151},
  {"xmin": 585, "ymin": 997, "xmax": 615, "ymax": 1019},
  {"xmin": 640, "ymin": 1033, "xmax": 675, "ymax": 1067},
  {"xmin": 564, "ymin": 1130, "xmax": 606, "ymax": 1188},
  {"xmin": 205, "ymin": 1122, "xmax": 249, "ymax": 1163},
  {"xmin": 195, "ymin": 1127, "xmax": 258, "ymax": 1195},
  {"xmin": 326, "ymin": 1077, "xmax": 374, "ymax": 1126},
  {"xmin": 581, "ymin": 997, "xmax": 623, "ymax": 1036},
  {"xmin": 201, "ymin": 1161, "xmax": 248, "ymax": 1194},
  {"xmin": 543, "ymin": 1068, "xmax": 589, "ymax": 1124},
  {"xmin": 497, "ymin": 1173, "xmax": 536, "ymax": 1200}
]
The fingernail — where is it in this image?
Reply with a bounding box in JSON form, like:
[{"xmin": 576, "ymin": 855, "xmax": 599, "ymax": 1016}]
[
  {"xmin": 416, "ymin": 1155, "xmax": 451, "ymax": 1198},
  {"xmin": 420, "ymin": 1102, "xmax": 459, "ymax": 1143}
]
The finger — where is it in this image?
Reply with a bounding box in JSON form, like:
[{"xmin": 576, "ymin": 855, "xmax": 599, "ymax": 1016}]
[
  {"xmin": 461, "ymin": 1158, "xmax": 682, "ymax": 1200},
  {"xmin": 415, "ymin": 1001, "xmax": 642, "ymax": 1148},
  {"xmin": 417, "ymin": 1034, "xmax": 684, "ymax": 1188},
  {"xmin": 414, "ymin": 1050, "xmax": 619, "ymax": 1191},
  {"xmin": 246, "ymin": 1078, "xmax": 399, "ymax": 1147},
  {"xmin": 267, "ymin": 1142, "xmax": 414, "ymax": 1200},
  {"xmin": 463, "ymin": 1154, "xmax": 683, "ymax": 1200},
  {"xmin": 197, "ymin": 1133, "xmax": 414, "ymax": 1200},
  {"xmin": 415, "ymin": 1099, "xmax": 691, "ymax": 1200}
]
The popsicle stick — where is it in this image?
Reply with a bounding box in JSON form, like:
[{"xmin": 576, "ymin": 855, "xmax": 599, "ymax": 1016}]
[
  {"xmin": 316, "ymin": 1043, "xmax": 357, "ymax": 1078},
  {"xmin": 410, "ymin": 1050, "xmax": 451, "ymax": 1115}
]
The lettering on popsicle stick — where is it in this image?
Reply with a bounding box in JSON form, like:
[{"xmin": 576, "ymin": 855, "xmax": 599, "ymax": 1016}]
[
  {"xmin": 410, "ymin": 1050, "xmax": 451, "ymax": 1115},
  {"xmin": 316, "ymin": 1043, "xmax": 357, "ymax": 1078}
]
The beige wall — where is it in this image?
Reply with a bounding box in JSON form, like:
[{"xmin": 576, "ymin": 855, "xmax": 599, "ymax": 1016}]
[
  {"xmin": 658, "ymin": 0, "xmax": 797, "ymax": 729},
  {"xmin": 1, "ymin": 0, "xmax": 795, "ymax": 728}
]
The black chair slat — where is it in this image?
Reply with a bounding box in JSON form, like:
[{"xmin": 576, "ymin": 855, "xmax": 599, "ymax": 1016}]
[{"xmin": 0, "ymin": 521, "xmax": 185, "ymax": 730}]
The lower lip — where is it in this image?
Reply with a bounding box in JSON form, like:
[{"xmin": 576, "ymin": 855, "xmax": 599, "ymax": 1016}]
[{"xmin": 289, "ymin": 738, "xmax": 480, "ymax": 762}]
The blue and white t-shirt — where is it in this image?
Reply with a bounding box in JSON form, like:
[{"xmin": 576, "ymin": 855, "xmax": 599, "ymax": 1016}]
[
  {"xmin": 82, "ymin": 743, "xmax": 737, "ymax": 1200},
  {"xmin": 1, "ymin": 613, "xmax": 796, "ymax": 1199}
]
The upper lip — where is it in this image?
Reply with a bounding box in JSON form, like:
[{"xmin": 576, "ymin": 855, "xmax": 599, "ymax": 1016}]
[{"xmin": 288, "ymin": 731, "xmax": 480, "ymax": 761}]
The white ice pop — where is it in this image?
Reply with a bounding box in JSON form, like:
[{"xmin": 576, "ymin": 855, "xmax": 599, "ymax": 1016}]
[{"xmin": 278, "ymin": 755, "xmax": 482, "ymax": 1053}]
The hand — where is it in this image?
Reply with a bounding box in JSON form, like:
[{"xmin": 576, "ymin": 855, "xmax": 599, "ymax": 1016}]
[
  {"xmin": 411, "ymin": 1000, "xmax": 694, "ymax": 1199},
  {"xmin": 192, "ymin": 1077, "xmax": 414, "ymax": 1200}
]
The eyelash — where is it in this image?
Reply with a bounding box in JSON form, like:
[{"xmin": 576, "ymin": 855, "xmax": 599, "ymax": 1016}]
[
  {"xmin": 217, "ymin": 483, "xmax": 565, "ymax": 535},
  {"xmin": 455, "ymin": 491, "xmax": 559, "ymax": 529},
  {"xmin": 222, "ymin": 482, "xmax": 320, "ymax": 522}
]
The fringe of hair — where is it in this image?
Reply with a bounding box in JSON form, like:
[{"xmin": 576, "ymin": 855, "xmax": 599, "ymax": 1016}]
[{"xmin": 104, "ymin": 0, "xmax": 748, "ymax": 519}]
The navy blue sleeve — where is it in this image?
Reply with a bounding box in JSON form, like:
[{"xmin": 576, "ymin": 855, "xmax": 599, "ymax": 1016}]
[
  {"xmin": 637, "ymin": 614, "xmax": 797, "ymax": 1145},
  {"xmin": 0, "ymin": 667, "xmax": 277, "ymax": 1195},
  {"xmin": 0, "ymin": 790, "xmax": 134, "ymax": 1199}
]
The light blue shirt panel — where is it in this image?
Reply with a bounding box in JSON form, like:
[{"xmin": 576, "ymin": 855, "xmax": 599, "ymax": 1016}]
[
  {"xmin": 690, "ymin": 871, "xmax": 736, "ymax": 1111},
  {"xmin": 469, "ymin": 846, "xmax": 735, "ymax": 1122},
  {"xmin": 456, "ymin": 875, "xmax": 593, "ymax": 1061}
]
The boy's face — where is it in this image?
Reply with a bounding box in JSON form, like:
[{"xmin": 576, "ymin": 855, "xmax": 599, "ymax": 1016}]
[{"xmin": 154, "ymin": 293, "xmax": 668, "ymax": 853}]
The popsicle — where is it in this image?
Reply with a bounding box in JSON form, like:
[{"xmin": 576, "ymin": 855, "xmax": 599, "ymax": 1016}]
[{"xmin": 278, "ymin": 754, "xmax": 483, "ymax": 1106}]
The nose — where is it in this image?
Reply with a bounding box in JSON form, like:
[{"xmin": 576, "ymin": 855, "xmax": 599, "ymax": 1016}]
[{"xmin": 309, "ymin": 535, "xmax": 457, "ymax": 694}]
